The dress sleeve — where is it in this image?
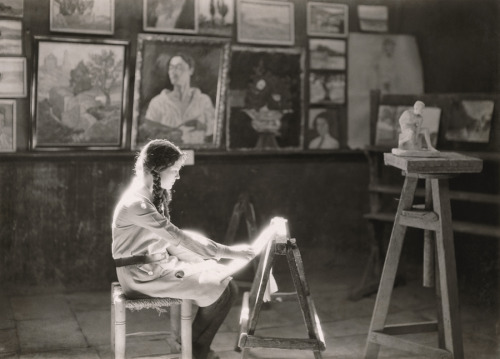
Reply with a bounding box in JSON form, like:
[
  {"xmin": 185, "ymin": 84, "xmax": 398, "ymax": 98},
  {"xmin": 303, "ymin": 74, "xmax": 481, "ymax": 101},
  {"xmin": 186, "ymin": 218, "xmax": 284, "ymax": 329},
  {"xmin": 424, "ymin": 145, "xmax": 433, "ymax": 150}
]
[{"xmin": 127, "ymin": 199, "xmax": 229, "ymax": 260}]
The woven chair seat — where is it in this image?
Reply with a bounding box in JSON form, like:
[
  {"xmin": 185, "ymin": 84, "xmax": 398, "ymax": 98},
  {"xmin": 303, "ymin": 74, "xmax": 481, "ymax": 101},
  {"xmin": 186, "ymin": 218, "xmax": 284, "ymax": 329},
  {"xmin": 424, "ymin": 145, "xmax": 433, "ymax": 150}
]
[{"xmin": 112, "ymin": 283, "xmax": 182, "ymax": 312}]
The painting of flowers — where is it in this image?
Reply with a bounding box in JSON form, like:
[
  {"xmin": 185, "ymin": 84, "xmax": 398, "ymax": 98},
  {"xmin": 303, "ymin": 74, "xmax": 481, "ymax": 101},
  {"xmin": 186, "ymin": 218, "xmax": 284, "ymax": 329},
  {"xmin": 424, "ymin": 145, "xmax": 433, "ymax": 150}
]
[
  {"xmin": 31, "ymin": 37, "xmax": 128, "ymax": 150},
  {"xmin": 198, "ymin": 0, "xmax": 233, "ymax": 37},
  {"xmin": 227, "ymin": 46, "xmax": 304, "ymax": 151},
  {"xmin": 0, "ymin": 20, "xmax": 22, "ymax": 55},
  {"xmin": 50, "ymin": 0, "xmax": 115, "ymax": 35}
]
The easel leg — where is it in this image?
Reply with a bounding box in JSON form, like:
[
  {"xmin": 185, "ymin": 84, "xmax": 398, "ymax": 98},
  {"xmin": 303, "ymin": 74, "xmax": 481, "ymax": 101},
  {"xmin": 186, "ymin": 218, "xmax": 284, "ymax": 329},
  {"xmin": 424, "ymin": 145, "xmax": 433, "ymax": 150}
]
[
  {"xmin": 365, "ymin": 176, "xmax": 418, "ymax": 359},
  {"xmin": 432, "ymin": 179, "xmax": 464, "ymax": 359}
]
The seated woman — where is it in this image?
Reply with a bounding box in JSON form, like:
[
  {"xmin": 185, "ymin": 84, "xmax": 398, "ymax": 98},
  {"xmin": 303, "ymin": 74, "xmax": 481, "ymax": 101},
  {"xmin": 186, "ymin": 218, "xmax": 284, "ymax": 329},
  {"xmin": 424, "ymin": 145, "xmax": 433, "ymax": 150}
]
[{"xmin": 112, "ymin": 139, "xmax": 255, "ymax": 359}]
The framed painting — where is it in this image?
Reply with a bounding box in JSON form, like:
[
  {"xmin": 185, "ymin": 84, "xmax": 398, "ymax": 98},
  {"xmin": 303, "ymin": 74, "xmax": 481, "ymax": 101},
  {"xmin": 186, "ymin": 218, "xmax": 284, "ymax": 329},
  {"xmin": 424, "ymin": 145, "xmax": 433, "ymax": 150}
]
[
  {"xmin": 227, "ymin": 45, "xmax": 304, "ymax": 151},
  {"xmin": 307, "ymin": 2, "xmax": 348, "ymax": 37},
  {"xmin": 0, "ymin": 57, "xmax": 27, "ymax": 97},
  {"xmin": 131, "ymin": 34, "xmax": 230, "ymax": 150},
  {"xmin": 31, "ymin": 36, "xmax": 129, "ymax": 150},
  {"xmin": 358, "ymin": 5, "xmax": 389, "ymax": 33},
  {"xmin": 237, "ymin": 0, "xmax": 294, "ymax": 46},
  {"xmin": 198, "ymin": 0, "xmax": 234, "ymax": 37},
  {"xmin": 0, "ymin": 0, "xmax": 23, "ymax": 17},
  {"xmin": 306, "ymin": 108, "xmax": 340, "ymax": 150},
  {"xmin": 445, "ymin": 100, "xmax": 493, "ymax": 143},
  {"xmin": 309, "ymin": 72, "xmax": 345, "ymax": 105},
  {"xmin": 309, "ymin": 39, "xmax": 346, "ymax": 71},
  {"xmin": 50, "ymin": 0, "xmax": 115, "ymax": 35},
  {"xmin": 0, "ymin": 100, "xmax": 16, "ymax": 152},
  {"xmin": 0, "ymin": 19, "xmax": 22, "ymax": 55},
  {"xmin": 144, "ymin": 0, "xmax": 198, "ymax": 34}
]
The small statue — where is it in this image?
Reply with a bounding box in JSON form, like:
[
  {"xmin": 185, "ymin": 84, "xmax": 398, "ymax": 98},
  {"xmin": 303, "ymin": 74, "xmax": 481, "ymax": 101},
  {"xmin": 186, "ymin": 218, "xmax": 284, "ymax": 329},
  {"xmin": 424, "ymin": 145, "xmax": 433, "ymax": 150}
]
[{"xmin": 392, "ymin": 101, "xmax": 440, "ymax": 157}]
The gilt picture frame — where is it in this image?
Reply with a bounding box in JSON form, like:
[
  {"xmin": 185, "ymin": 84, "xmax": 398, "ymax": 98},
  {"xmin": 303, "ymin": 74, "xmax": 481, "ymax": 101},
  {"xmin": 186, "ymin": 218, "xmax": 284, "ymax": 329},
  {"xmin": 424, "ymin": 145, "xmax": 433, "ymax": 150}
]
[
  {"xmin": 131, "ymin": 33, "xmax": 230, "ymax": 150},
  {"xmin": 30, "ymin": 36, "xmax": 129, "ymax": 150}
]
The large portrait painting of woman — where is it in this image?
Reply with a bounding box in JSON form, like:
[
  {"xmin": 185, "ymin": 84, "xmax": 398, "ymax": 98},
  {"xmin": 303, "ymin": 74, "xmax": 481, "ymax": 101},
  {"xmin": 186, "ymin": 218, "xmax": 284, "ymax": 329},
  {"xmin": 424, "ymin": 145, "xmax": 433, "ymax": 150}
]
[{"xmin": 132, "ymin": 34, "xmax": 230, "ymax": 150}]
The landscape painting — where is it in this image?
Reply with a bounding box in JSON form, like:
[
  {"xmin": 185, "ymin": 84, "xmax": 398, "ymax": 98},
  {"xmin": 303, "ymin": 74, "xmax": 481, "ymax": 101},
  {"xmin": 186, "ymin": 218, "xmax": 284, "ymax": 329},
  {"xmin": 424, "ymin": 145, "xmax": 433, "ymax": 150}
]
[
  {"xmin": 0, "ymin": 20, "xmax": 22, "ymax": 55},
  {"xmin": 31, "ymin": 37, "xmax": 129, "ymax": 150},
  {"xmin": 237, "ymin": 0, "xmax": 294, "ymax": 45},
  {"xmin": 198, "ymin": 0, "xmax": 233, "ymax": 37},
  {"xmin": 50, "ymin": 0, "xmax": 115, "ymax": 34},
  {"xmin": 0, "ymin": 0, "xmax": 23, "ymax": 17},
  {"xmin": 309, "ymin": 39, "xmax": 346, "ymax": 70},
  {"xmin": 0, "ymin": 57, "xmax": 26, "ymax": 97}
]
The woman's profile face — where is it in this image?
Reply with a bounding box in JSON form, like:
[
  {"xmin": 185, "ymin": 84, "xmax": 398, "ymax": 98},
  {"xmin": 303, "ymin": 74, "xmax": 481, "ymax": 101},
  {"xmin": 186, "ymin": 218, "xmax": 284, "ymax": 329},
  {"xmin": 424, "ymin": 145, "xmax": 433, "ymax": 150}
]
[
  {"xmin": 315, "ymin": 116, "xmax": 329, "ymax": 136},
  {"xmin": 168, "ymin": 56, "xmax": 193, "ymax": 87},
  {"xmin": 159, "ymin": 158, "xmax": 183, "ymax": 190}
]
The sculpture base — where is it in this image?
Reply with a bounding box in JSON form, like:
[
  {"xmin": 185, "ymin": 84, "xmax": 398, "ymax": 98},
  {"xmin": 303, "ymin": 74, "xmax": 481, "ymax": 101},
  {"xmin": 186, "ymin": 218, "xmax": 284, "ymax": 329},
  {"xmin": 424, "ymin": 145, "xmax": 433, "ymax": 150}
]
[{"xmin": 391, "ymin": 148, "xmax": 441, "ymax": 157}]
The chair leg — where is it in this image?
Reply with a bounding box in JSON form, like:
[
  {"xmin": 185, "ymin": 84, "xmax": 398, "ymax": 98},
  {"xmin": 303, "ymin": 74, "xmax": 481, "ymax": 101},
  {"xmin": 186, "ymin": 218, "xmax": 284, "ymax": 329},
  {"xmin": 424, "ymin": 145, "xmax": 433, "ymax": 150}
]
[
  {"xmin": 111, "ymin": 285, "xmax": 115, "ymax": 352},
  {"xmin": 181, "ymin": 299, "xmax": 193, "ymax": 359},
  {"xmin": 114, "ymin": 299, "xmax": 126, "ymax": 359}
]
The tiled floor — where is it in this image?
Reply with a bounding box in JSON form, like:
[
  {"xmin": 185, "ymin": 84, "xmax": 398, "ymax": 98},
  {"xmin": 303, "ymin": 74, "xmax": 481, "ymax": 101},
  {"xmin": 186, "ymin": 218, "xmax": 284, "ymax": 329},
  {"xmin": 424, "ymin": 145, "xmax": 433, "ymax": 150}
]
[{"xmin": 1, "ymin": 250, "xmax": 499, "ymax": 359}]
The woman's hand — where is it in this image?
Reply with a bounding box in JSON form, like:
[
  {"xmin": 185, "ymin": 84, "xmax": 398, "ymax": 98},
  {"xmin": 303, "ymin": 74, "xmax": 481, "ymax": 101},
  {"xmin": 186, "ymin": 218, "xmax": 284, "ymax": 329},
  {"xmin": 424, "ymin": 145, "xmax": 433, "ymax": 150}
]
[{"xmin": 225, "ymin": 244, "xmax": 256, "ymax": 261}]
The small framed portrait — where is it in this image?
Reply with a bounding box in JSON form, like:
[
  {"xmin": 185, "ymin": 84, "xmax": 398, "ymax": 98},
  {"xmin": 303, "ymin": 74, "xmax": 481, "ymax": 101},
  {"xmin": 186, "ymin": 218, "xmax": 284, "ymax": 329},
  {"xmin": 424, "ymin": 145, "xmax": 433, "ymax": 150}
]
[
  {"xmin": 0, "ymin": 57, "xmax": 27, "ymax": 97},
  {"xmin": 144, "ymin": 0, "xmax": 198, "ymax": 34},
  {"xmin": 306, "ymin": 108, "xmax": 340, "ymax": 150},
  {"xmin": 198, "ymin": 0, "xmax": 234, "ymax": 37},
  {"xmin": 31, "ymin": 36, "xmax": 129, "ymax": 150},
  {"xmin": 132, "ymin": 34, "xmax": 230, "ymax": 150},
  {"xmin": 0, "ymin": 0, "xmax": 23, "ymax": 18},
  {"xmin": 227, "ymin": 45, "xmax": 304, "ymax": 151},
  {"xmin": 307, "ymin": 2, "xmax": 348, "ymax": 37},
  {"xmin": 309, "ymin": 39, "xmax": 346, "ymax": 71},
  {"xmin": 0, "ymin": 100, "xmax": 16, "ymax": 152},
  {"xmin": 237, "ymin": 0, "xmax": 294, "ymax": 46},
  {"xmin": 0, "ymin": 19, "xmax": 22, "ymax": 55},
  {"xmin": 309, "ymin": 72, "xmax": 345, "ymax": 105},
  {"xmin": 50, "ymin": 0, "xmax": 115, "ymax": 35}
]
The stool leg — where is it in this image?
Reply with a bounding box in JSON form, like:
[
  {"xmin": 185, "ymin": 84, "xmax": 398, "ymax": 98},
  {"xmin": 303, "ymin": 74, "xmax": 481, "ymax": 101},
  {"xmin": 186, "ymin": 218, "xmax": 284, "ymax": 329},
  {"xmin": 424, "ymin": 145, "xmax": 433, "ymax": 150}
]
[
  {"xmin": 364, "ymin": 176, "xmax": 418, "ymax": 359},
  {"xmin": 111, "ymin": 285, "xmax": 115, "ymax": 352},
  {"xmin": 114, "ymin": 299, "xmax": 126, "ymax": 359},
  {"xmin": 432, "ymin": 179, "xmax": 464, "ymax": 359},
  {"xmin": 181, "ymin": 299, "xmax": 193, "ymax": 359}
]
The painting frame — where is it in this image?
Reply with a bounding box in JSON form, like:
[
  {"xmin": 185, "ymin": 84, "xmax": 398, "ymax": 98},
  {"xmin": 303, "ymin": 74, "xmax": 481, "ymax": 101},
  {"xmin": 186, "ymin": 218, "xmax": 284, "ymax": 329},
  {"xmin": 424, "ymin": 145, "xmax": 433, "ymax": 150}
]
[
  {"xmin": 0, "ymin": 19, "xmax": 23, "ymax": 55},
  {"xmin": 0, "ymin": 100, "xmax": 16, "ymax": 152},
  {"xmin": 0, "ymin": 57, "xmax": 27, "ymax": 98},
  {"xmin": 0, "ymin": 0, "xmax": 24, "ymax": 18},
  {"xmin": 227, "ymin": 45, "xmax": 305, "ymax": 152},
  {"xmin": 307, "ymin": 2, "xmax": 348, "ymax": 38},
  {"xmin": 30, "ymin": 36, "xmax": 129, "ymax": 151},
  {"xmin": 237, "ymin": 0, "xmax": 295, "ymax": 46},
  {"xmin": 131, "ymin": 33, "xmax": 230, "ymax": 150},
  {"xmin": 143, "ymin": 0, "xmax": 199, "ymax": 34},
  {"xmin": 49, "ymin": 0, "xmax": 115, "ymax": 35}
]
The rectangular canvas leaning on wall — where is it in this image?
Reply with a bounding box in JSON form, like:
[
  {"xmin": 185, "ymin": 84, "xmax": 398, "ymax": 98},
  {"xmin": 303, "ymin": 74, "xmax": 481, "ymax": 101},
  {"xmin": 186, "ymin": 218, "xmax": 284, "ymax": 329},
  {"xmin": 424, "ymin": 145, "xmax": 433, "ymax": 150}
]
[
  {"xmin": 31, "ymin": 37, "xmax": 129, "ymax": 150},
  {"xmin": 131, "ymin": 34, "xmax": 230, "ymax": 150}
]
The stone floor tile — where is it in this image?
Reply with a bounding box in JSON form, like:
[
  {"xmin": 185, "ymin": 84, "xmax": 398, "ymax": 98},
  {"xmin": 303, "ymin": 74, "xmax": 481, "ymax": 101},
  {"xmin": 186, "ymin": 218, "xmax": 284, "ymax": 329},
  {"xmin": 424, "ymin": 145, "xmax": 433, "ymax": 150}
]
[
  {"xmin": 19, "ymin": 348, "xmax": 100, "ymax": 359},
  {"xmin": 10, "ymin": 294, "xmax": 73, "ymax": 321},
  {"xmin": 321, "ymin": 316, "xmax": 370, "ymax": 338},
  {"xmin": 0, "ymin": 329, "xmax": 18, "ymax": 356},
  {"xmin": 74, "ymin": 310, "xmax": 110, "ymax": 347},
  {"xmin": 17, "ymin": 317, "xmax": 87, "ymax": 353},
  {"xmin": 66, "ymin": 291, "xmax": 110, "ymax": 313},
  {"xmin": 0, "ymin": 296, "xmax": 14, "ymax": 330}
]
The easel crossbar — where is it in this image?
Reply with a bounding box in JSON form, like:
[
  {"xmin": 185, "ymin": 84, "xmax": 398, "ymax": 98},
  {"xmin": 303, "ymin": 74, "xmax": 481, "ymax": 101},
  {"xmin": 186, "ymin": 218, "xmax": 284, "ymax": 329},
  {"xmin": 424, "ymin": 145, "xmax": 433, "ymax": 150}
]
[
  {"xmin": 381, "ymin": 321, "xmax": 438, "ymax": 335},
  {"xmin": 370, "ymin": 332, "xmax": 452, "ymax": 358},
  {"xmin": 243, "ymin": 335, "xmax": 323, "ymax": 350}
]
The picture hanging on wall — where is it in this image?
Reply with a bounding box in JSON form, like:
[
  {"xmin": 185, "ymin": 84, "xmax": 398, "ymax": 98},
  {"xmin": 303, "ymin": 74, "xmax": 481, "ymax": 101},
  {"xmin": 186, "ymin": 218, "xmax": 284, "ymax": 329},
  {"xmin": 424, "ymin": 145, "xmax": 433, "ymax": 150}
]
[
  {"xmin": 50, "ymin": 0, "xmax": 115, "ymax": 35},
  {"xmin": 0, "ymin": 100, "xmax": 16, "ymax": 152},
  {"xmin": 307, "ymin": 2, "xmax": 348, "ymax": 37},
  {"xmin": 227, "ymin": 45, "xmax": 304, "ymax": 151},
  {"xmin": 0, "ymin": 57, "xmax": 26, "ymax": 97},
  {"xmin": 198, "ymin": 0, "xmax": 234, "ymax": 37},
  {"xmin": 0, "ymin": 19, "xmax": 22, "ymax": 55},
  {"xmin": 309, "ymin": 72, "xmax": 345, "ymax": 105},
  {"xmin": 237, "ymin": 0, "xmax": 294, "ymax": 46},
  {"xmin": 445, "ymin": 100, "xmax": 494, "ymax": 143},
  {"xmin": 144, "ymin": 0, "xmax": 198, "ymax": 34},
  {"xmin": 131, "ymin": 34, "xmax": 230, "ymax": 150},
  {"xmin": 306, "ymin": 108, "xmax": 340, "ymax": 150},
  {"xmin": 31, "ymin": 36, "xmax": 129, "ymax": 150},
  {"xmin": 358, "ymin": 5, "xmax": 389, "ymax": 33},
  {"xmin": 0, "ymin": 0, "xmax": 23, "ymax": 18},
  {"xmin": 309, "ymin": 39, "xmax": 346, "ymax": 71}
]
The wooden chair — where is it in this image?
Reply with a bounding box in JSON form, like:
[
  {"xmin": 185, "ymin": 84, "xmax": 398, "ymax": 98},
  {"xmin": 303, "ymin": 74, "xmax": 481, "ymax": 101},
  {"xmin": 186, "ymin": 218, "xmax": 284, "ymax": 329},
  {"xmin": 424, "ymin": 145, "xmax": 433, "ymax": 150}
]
[{"xmin": 111, "ymin": 282, "xmax": 193, "ymax": 359}]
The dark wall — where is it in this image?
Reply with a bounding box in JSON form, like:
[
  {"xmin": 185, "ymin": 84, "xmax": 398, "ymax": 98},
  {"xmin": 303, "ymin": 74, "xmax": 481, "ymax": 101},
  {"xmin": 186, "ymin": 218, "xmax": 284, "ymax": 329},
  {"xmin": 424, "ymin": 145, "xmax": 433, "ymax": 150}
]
[{"xmin": 1, "ymin": 0, "xmax": 498, "ymax": 292}]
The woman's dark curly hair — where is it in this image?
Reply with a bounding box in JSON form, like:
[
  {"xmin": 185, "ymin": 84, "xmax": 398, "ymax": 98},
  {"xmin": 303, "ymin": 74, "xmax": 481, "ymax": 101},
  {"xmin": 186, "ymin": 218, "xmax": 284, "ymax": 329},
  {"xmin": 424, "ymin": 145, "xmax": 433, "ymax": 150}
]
[{"xmin": 135, "ymin": 139, "xmax": 185, "ymax": 217}]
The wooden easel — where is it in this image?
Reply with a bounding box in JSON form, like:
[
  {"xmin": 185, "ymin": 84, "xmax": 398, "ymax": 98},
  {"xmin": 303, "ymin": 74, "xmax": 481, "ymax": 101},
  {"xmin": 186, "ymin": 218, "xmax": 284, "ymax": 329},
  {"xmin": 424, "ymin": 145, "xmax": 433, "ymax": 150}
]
[
  {"xmin": 237, "ymin": 218, "xmax": 326, "ymax": 359},
  {"xmin": 224, "ymin": 193, "xmax": 258, "ymax": 289}
]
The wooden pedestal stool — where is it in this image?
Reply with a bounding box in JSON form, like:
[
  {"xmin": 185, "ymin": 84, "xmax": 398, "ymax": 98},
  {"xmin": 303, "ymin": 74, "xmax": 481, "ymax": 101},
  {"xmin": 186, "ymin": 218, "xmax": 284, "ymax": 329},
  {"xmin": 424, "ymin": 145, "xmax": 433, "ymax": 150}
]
[
  {"xmin": 364, "ymin": 153, "xmax": 482, "ymax": 359},
  {"xmin": 111, "ymin": 282, "xmax": 193, "ymax": 359}
]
